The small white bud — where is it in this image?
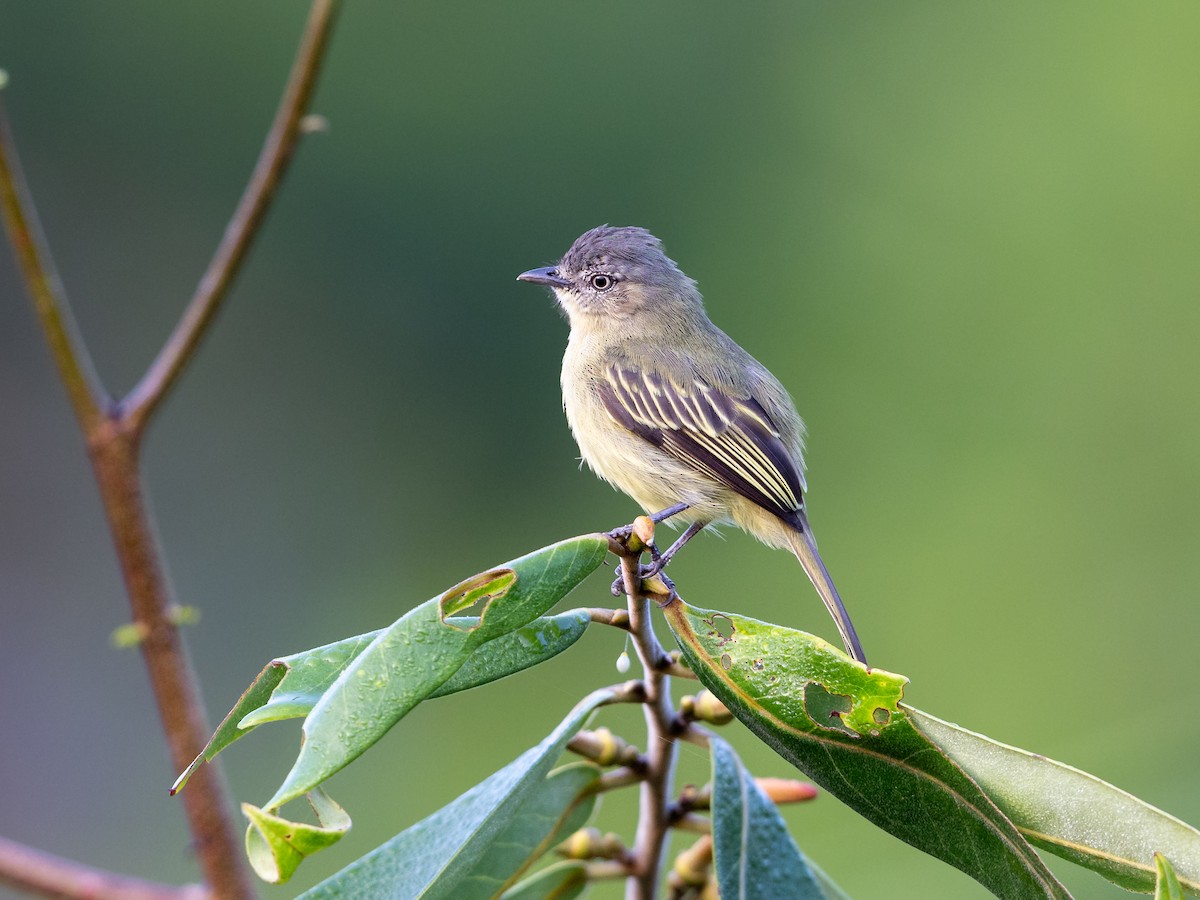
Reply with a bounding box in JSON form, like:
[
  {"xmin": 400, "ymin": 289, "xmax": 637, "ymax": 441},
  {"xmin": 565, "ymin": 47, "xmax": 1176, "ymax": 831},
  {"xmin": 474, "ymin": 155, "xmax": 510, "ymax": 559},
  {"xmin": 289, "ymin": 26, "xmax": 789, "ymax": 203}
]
[{"xmin": 615, "ymin": 650, "xmax": 631, "ymax": 673}]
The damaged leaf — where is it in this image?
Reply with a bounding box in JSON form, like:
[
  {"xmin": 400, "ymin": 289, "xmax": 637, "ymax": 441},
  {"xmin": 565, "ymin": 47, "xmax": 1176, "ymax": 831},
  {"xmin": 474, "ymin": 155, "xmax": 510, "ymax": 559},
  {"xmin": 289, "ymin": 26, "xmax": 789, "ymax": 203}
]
[
  {"xmin": 175, "ymin": 605, "xmax": 591, "ymax": 797},
  {"xmin": 665, "ymin": 600, "xmax": 1069, "ymax": 899},
  {"xmin": 439, "ymin": 568, "xmax": 519, "ymax": 629},
  {"xmin": 243, "ymin": 787, "xmax": 351, "ymax": 884},
  {"xmin": 174, "ymin": 536, "xmax": 606, "ymax": 806},
  {"xmin": 266, "ymin": 535, "xmax": 608, "ymax": 808}
]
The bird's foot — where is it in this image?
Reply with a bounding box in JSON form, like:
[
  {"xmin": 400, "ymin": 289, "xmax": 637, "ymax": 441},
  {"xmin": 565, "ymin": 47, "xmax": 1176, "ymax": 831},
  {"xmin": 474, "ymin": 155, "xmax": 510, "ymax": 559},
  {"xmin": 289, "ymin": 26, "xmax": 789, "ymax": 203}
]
[
  {"xmin": 610, "ymin": 561, "xmax": 676, "ymax": 599},
  {"xmin": 607, "ymin": 523, "xmax": 634, "ymax": 543}
]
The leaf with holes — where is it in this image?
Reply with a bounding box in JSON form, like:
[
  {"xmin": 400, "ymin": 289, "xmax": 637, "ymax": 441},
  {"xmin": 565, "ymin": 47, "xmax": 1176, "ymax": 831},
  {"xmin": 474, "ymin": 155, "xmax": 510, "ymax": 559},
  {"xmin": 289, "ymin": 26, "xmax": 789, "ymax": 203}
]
[
  {"xmin": 265, "ymin": 535, "xmax": 608, "ymax": 809},
  {"xmin": 665, "ymin": 600, "xmax": 1069, "ymax": 899},
  {"xmin": 175, "ymin": 539, "xmax": 605, "ymax": 800},
  {"xmin": 174, "ymin": 607, "xmax": 592, "ymax": 796},
  {"xmin": 298, "ymin": 689, "xmax": 613, "ymax": 899},
  {"xmin": 242, "ymin": 787, "xmax": 351, "ymax": 884},
  {"xmin": 710, "ymin": 735, "xmax": 840, "ymax": 899}
]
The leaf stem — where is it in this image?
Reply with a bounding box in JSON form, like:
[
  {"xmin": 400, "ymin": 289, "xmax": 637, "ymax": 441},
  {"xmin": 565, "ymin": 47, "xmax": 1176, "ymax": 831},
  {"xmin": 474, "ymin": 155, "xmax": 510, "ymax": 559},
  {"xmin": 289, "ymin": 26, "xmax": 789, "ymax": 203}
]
[{"xmin": 585, "ymin": 860, "xmax": 633, "ymax": 882}]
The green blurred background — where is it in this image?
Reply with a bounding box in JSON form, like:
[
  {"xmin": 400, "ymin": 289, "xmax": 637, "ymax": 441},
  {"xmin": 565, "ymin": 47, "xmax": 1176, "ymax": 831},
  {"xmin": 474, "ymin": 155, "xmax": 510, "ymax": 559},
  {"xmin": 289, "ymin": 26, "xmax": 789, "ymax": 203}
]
[{"xmin": 2, "ymin": 3, "xmax": 1198, "ymax": 897}]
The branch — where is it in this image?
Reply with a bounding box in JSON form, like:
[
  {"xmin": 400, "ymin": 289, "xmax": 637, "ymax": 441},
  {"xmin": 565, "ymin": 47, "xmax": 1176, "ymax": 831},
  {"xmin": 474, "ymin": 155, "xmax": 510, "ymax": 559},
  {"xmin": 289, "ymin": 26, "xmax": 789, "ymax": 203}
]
[
  {"xmin": 121, "ymin": 0, "xmax": 341, "ymax": 434},
  {"xmin": 612, "ymin": 526, "xmax": 681, "ymax": 900},
  {"xmin": 2, "ymin": 5, "xmax": 343, "ymax": 899},
  {"xmin": 0, "ymin": 95, "xmax": 107, "ymax": 431},
  {"xmin": 0, "ymin": 836, "xmax": 207, "ymax": 900}
]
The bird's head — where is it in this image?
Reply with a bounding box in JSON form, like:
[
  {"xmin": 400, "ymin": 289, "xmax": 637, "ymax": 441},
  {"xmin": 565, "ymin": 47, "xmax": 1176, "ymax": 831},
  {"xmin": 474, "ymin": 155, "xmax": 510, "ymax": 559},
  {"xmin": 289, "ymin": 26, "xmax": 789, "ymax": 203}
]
[{"xmin": 518, "ymin": 225, "xmax": 701, "ymax": 329}]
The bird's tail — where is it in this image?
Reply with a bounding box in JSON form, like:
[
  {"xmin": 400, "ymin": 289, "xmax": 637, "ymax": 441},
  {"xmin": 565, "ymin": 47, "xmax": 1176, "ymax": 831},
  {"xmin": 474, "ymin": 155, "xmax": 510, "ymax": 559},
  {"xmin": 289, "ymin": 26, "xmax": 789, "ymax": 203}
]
[{"xmin": 785, "ymin": 524, "xmax": 868, "ymax": 664}]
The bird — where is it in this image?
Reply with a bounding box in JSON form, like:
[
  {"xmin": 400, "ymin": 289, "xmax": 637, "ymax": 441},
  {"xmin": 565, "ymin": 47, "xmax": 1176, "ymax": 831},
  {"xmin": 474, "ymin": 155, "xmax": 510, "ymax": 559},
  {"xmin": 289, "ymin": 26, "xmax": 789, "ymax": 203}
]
[{"xmin": 517, "ymin": 225, "xmax": 867, "ymax": 664}]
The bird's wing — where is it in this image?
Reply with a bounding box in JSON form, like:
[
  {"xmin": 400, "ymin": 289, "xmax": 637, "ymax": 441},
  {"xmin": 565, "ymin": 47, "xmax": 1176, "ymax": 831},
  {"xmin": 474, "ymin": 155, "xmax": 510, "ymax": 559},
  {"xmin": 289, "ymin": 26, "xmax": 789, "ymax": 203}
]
[{"xmin": 598, "ymin": 364, "xmax": 804, "ymax": 522}]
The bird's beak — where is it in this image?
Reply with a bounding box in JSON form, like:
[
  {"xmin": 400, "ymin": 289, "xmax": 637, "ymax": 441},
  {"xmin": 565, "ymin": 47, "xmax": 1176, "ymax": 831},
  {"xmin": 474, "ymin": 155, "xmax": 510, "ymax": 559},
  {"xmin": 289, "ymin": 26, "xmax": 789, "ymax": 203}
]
[{"xmin": 517, "ymin": 266, "xmax": 570, "ymax": 288}]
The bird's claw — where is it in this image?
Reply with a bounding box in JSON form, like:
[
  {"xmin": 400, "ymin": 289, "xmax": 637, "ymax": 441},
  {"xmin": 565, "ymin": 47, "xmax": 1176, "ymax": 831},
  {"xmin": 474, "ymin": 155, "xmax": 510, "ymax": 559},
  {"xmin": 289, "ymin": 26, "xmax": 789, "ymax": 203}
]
[
  {"xmin": 610, "ymin": 561, "xmax": 676, "ymax": 599},
  {"xmin": 607, "ymin": 524, "xmax": 634, "ymax": 543},
  {"xmin": 610, "ymin": 565, "xmax": 626, "ymax": 597}
]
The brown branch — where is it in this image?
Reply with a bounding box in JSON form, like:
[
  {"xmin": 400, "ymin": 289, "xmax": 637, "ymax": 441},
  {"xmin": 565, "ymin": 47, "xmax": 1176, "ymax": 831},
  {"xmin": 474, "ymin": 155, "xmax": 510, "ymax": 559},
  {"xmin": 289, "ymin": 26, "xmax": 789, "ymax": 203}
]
[
  {"xmin": 121, "ymin": 0, "xmax": 341, "ymax": 434},
  {"xmin": 0, "ymin": 97, "xmax": 108, "ymax": 431},
  {"xmin": 0, "ymin": 4, "xmax": 342, "ymax": 899},
  {"xmin": 0, "ymin": 836, "xmax": 208, "ymax": 900},
  {"xmin": 613, "ymin": 539, "xmax": 681, "ymax": 900}
]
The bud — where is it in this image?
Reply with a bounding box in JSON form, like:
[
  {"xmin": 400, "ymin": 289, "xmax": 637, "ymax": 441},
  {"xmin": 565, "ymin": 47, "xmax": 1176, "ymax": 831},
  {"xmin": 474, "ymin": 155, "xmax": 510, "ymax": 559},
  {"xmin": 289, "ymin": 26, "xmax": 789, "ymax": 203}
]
[
  {"xmin": 755, "ymin": 777, "xmax": 818, "ymax": 804},
  {"xmin": 683, "ymin": 689, "xmax": 733, "ymax": 725},
  {"xmin": 632, "ymin": 515, "xmax": 656, "ymax": 548},
  {"xmin": 672, "ymin": 835, "xmax": 713, "ymax": 887}
]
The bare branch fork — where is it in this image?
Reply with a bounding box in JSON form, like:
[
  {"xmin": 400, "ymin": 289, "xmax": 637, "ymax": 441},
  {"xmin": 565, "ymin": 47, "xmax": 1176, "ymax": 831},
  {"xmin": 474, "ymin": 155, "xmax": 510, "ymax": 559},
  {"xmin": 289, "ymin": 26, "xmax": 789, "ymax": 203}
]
[{"xmin": 0, "ymin": 2, "xmax": 340, "ymax": 898}]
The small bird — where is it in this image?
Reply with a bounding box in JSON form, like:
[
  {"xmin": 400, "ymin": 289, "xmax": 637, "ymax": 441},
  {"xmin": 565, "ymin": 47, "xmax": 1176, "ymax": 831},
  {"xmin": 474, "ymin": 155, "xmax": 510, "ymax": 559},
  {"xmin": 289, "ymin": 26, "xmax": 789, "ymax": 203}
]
[{"xmin": 518, "ymin": 226, "xmax": 867, "ymax": 664}]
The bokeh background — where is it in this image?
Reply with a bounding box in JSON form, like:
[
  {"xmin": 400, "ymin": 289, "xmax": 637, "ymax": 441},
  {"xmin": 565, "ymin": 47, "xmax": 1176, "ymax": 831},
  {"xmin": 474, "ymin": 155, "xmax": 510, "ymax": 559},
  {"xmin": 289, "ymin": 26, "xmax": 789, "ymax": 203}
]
[{"xmin": 2, "ymin": 3, "xmax": 1198, "ymax": 898}]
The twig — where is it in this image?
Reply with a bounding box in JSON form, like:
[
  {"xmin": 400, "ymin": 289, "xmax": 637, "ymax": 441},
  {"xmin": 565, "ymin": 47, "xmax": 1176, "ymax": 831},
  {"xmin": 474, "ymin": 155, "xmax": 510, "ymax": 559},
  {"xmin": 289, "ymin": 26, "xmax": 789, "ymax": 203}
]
[
  {"xmin": 0, "ymin": 836, "xmax": 208, "ymax": 900},
  {"xmin": 587, "ymin": 607, "xmax": 631, "ymax": 629},
  {"xmin": 670, "ymin": 813, "xmax": 712, "ymax": 836},
  {"xmin": 0, "ymin": 99, "xmax": 107, "ymax": 430},
  {"xmin": 614, "ymin": 542, "xmax": 680, "ymax": 900},
  {"xmin": 122, "ymin": 0, "xmax": 341, "ymax": 434},
  {"xmin": 0, "ymin": 3, "xmax": 342, "ymax": 898},
  {"xmin": 586, "ymin": 861, "xmax": 634, "ymax": 882}
]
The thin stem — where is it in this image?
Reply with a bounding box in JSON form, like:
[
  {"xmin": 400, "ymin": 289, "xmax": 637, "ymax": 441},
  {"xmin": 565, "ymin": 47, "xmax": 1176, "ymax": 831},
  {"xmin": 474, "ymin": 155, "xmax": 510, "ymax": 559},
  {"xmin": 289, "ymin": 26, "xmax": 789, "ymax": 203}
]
[
  {"xmin": 122, "ymin": 0, "xmax": 341, "ymax": 434},
  {"xmin": 595, "ymin": 767, "xmax": 645, "ymax": 793},
  {"xmin": 617, "ymin": 548, "xmax": 680, "ymax": 900},
  {"xmin": 586, "ymin": 607, "xmax": 631, "ymax": 629},
  {"xmin": 586, "ymin": 861, "xmax": 633, "ymax": 882},
  {"xmin": 0, "ymin": 97, "xmax": 108, "ymax": 431},
  {"xmin": 671, "ymin": 813, "xmax": 712, "ymax": 836},
  {"xmin": 0, "ymin": 836, "xmax": 207, "ymax": 900}
]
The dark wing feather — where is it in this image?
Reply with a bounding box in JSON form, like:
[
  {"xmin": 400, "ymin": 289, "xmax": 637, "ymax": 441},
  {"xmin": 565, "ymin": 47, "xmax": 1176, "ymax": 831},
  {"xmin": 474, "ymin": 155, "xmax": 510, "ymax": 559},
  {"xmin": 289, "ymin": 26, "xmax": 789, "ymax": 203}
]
[{"xmin": 599, "ymin": 365, "xmax": 805, "ymax": 523}]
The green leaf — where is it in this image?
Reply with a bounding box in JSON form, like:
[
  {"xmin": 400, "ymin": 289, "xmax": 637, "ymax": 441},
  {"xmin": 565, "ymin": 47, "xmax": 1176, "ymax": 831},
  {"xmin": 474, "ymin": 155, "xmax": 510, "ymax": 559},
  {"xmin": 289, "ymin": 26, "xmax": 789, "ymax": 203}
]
[
  {"xmin": 180, "ymin": 607, "xmax": 592, "ymax": 773},
  {"xmin": 911, "ymin": 710, "xmax": 1200, "ymax": 896},
  {"xmin": 456, "ymin": 761, "xmax": 600, "ymax": 898},
  {"xmin": 268, "ymin": 536, "xmax": 605, "ymax": 807},
  {"xmin": 243, "ymin": 787, "xmax": 351, "ymax": 884},
  {"xmin": 665, "ymin": 600, "xmax": 1069, "ymax": 900},
  {"xmin": 710, "ymin": 735, "xmax": 838, "ymax": 899},
  {"xmin": 1156, "ymin": 853, "xmax": 1186, "ymax": 900},
  {"xmin": 171, "ymin": 658, "xmax": 290, "ymax": 794},
  {"xmin": 298, "ymin": 688, "xmax": 614, "ymax": 900},
  {"xmin": 500, "ymin": 861, "xmax": 588, "ymax": 900},
  {"xmin": 429, "ymin": 610, "xmax": 591, "ymax": 699},
  {"xmin": 171, "ymin": 535, "xmax": 605, "ymax": 805},
  {"xmin": 237, "ymin": 629, "xmax": 384, "ymax": 730},
  {"xmin": 175, "ymin": 535, "xmax": 604, "ymax": 796}
]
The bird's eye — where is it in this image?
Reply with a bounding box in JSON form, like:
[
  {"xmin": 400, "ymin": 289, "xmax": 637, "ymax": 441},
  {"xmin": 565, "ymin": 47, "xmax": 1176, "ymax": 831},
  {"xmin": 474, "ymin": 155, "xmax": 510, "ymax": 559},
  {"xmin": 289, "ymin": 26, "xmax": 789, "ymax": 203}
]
[{"xmin": 589, "ymin": 273, "xmax": 615, "ymax": 291}]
